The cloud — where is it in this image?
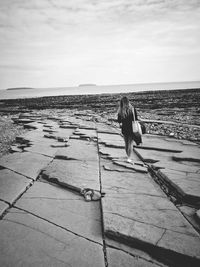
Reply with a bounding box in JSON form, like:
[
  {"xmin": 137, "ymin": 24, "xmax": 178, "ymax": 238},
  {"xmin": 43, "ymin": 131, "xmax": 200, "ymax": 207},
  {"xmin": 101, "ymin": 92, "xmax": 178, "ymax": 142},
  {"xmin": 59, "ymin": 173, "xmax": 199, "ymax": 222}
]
[
  {"xmin": 0, "ymin": 0, "xmax": 200, "ymax": 89},
  {"xmin": 1, "ymin": 1, "xmax": 199, "ymax": 36}
]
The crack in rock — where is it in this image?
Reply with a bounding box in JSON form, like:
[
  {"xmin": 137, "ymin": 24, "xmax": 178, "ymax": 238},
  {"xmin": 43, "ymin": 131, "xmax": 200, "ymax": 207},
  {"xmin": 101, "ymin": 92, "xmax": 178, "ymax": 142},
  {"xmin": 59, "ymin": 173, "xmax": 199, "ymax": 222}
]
[
  {"xmin": 106, "ymin": 192, "xmax": 166, "ymax": 199},
  {"xmin": 155, "ymin": 229, "xmax": 167, "ymax": 245},
  {"xmin": 4, "ymin": 218, "xmax": 71, "ymax": 247},
  {"xmin": 13, "ymin": 206, "xmax": 103, "ymax": 246},
  {"xmin": 104, "ymin": 211, "xmax": 197, "ymax": 237}
]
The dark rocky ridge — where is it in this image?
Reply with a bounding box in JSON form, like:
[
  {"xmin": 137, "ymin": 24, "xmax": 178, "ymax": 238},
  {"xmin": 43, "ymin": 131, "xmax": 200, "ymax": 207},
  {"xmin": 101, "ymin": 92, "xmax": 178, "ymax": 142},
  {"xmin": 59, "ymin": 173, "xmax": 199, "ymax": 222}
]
[
  {"xmin": 0, "ymin": 88, "xmax": 199, "ymax": 111},
  {"xmin": 0, "ymin": 88, "xmax": 199, "ymax": 127}
]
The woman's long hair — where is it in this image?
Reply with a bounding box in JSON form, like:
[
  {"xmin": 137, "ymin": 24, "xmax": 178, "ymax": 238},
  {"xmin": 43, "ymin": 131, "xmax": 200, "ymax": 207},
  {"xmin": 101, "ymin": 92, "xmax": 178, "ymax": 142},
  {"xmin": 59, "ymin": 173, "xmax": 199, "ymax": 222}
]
[{"xmin": 118, "ymin": 96, "xmax": 133, "ymax": 119}]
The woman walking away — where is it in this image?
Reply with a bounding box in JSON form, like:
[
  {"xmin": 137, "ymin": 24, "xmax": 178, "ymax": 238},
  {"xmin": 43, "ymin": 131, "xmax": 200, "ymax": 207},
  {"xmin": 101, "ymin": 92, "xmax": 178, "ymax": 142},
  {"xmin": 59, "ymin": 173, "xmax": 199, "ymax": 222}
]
[{"xmin": 117, "ymin": 96, "xmax": 141, "ymax": 163}]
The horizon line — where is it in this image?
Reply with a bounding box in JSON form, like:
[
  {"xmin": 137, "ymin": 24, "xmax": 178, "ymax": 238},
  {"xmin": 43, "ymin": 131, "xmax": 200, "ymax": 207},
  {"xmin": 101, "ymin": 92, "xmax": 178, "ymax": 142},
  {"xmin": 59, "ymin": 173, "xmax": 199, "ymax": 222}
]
[{"xmin": 4, "ymin": 79, "xmax": 200, "ymax": 91}]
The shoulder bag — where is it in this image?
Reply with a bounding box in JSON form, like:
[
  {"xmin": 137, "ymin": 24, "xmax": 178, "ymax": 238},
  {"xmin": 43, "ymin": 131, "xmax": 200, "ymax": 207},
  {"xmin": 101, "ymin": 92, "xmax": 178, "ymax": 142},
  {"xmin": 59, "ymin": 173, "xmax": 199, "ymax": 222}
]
[{"xmin": 132, "ymin": 108, "xmax": 142, "ymax": 135}]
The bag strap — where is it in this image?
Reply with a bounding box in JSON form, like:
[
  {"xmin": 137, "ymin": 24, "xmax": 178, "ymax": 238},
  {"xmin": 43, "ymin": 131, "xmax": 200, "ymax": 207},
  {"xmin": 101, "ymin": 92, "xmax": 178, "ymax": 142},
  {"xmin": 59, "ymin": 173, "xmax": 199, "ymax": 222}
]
[{"xmin": 132, "ymin": 107, "xmax": 136, "ymax": 122}]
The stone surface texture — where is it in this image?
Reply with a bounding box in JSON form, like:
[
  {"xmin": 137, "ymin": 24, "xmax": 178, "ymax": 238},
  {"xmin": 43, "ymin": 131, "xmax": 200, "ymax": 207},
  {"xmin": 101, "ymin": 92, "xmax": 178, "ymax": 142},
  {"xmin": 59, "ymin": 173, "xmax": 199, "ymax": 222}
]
[
  {"xmin": 55, "ymin": 139, "xmax": 99, "ymax": 161},
  {"xmin": 107, "ymin": 247, "xmax": 161, "ymax": 267},
  {"xmin": 134, "ymin": 135, "xmax": 200, "ymax": 204},
  {"xmin": 0, "ymin": 111, "xmax": 200, "ymax": 267},
  {"xmin": 15, "ymin": 181, "xmax": 103, "ymax": 243},
  {"xmin": 0, "ymin": 168, "xmax": 31, "ymax": 204},
  {"xmin": 0, "ymin": 152, "xmax": 52, "ymax": 180},
  {"xmin": 99, "ymin": 138, "xmax": 200, "ymax": 265},
  {"xmin": 42, "ymin": 158, "xmax": 100, "ymax": 191},
  {"xmin": 0, "ymin": 201, "xmax": 9, "ymax": 216},
  {"xmin": 0, "ymin": 208, "xmax": 104, "ymax": 267}
]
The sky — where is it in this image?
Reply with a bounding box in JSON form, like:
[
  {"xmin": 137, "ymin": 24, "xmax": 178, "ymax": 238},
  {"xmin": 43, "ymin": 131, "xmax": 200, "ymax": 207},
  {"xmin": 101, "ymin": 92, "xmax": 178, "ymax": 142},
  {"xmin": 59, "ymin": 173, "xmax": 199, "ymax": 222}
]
[{"xmin": 0, "ymin": 0, "xmax": 200, "ymax": 90}]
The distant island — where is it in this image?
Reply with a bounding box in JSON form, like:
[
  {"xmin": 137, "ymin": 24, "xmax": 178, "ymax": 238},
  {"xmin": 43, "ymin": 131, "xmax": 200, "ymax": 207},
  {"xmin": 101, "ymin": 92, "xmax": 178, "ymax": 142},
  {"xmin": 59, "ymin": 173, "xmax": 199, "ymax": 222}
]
[
  {"xmin": 7, "ymin": 87, "xmax": 33, "ymax": 91},
  {"xmin": 78, "ymin": 84, "xmax": 96, "ymax": 87}
]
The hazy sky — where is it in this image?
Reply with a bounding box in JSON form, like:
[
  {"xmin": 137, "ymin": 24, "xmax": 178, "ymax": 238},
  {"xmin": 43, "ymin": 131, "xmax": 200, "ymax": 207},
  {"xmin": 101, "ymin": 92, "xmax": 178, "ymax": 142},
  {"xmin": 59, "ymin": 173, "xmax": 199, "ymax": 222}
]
[{"xmin": 0, "ymin": 0, "xmax": 200, "ymax": 89}]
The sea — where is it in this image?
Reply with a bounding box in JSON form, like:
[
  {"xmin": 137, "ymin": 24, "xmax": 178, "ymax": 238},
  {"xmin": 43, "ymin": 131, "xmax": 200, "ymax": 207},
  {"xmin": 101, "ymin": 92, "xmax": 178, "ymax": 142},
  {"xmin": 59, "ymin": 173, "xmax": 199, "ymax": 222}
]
[{"xmin": 0, "ymin": 81, "xmax": 200, "ymax": 100}]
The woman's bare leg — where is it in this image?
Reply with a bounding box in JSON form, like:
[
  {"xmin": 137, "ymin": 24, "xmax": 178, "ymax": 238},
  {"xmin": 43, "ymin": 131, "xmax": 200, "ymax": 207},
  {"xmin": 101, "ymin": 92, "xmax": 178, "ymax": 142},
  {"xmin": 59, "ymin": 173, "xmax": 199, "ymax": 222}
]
[
  {"xmin": 127, "ymin": 137, "xmax": 133, "ymax": 158},
  {"xmin": 123, "ymin": 135, "xmax": 129, "ymax": 156},
  {"xmin": 124, "ymin": 135, "xmax": 133, "ymax": 161}
]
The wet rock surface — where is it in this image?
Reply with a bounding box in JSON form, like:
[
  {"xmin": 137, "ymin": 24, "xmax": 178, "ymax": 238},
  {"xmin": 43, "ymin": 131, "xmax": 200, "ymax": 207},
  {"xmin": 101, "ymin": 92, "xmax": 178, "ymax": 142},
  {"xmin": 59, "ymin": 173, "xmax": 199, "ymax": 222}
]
[{"xmin": 0, "ymin": 108, "xmax": 199, "ymax": 267}]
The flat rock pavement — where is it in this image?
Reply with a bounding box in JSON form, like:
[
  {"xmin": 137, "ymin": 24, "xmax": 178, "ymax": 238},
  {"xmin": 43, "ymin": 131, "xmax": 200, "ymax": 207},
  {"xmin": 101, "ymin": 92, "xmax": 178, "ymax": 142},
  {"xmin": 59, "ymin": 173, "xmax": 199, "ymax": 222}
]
[
  {"xmin": 134, "ymin": 135, "xmax": 200, "ymax": 203},
  {"xmin": 0, "ymin": 110, "xmax": 200, "ymax": 267}
]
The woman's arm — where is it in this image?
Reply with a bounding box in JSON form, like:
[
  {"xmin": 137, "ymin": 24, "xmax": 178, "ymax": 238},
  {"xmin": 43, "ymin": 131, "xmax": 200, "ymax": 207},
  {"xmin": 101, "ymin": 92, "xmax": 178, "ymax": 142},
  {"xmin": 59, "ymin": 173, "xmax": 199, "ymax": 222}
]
[
  {"xmin": 117, "ymin": 114, "xmax": 122, "ymax": 128},
  {"xmin": 117, "ymin": 113, "xmax": 121, "ymax": 123}
]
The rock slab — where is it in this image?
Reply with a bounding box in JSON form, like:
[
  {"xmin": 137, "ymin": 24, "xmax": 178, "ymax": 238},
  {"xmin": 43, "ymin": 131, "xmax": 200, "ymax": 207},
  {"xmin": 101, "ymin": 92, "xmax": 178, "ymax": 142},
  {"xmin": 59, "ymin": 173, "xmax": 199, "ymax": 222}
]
[
  {"xmin": 0, "ymin": 208, "xmax": 105, "ymax": 267},
  {"xmin": 15, "ymin": 181, "xmax": 102, "ymax": 243},
  {"xmin": 101, "ymin": 163, "xmax": 200, "ymax": 265},
  {"xmin": 42, "ymin": 159, "xmax": 100, "ymax": 191},
  {"xmin": 0, "ymin": 152, "xmax": 52, "ymax": 180},
  {"xmin": 0, "ymin": 168, "xmax": 31, "ymax": 204}
]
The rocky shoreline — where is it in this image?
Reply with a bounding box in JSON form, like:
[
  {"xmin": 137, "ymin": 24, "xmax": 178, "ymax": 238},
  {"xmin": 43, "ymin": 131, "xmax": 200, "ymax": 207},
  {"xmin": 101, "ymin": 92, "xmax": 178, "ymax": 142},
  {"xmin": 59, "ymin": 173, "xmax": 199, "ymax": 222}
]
[
  {"xmin": 0, "ymin": 88, "xmax": 199, "ymax": 157},
  {"xmin": 0, "ymin": 89, "xmax": 200, "ymax": 266},
  {"xmin": 0, "ymin": 116, "xmax": 25, "ymax": 157}
]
